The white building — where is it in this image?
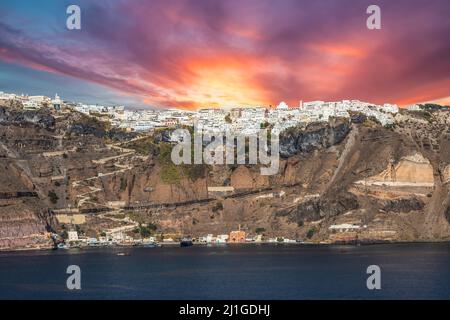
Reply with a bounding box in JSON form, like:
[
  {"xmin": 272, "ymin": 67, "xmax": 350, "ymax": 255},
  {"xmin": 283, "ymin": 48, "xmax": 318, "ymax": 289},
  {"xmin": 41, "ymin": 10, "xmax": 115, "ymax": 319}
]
[
  {"xmin": 67, "ymin": 230, "xmax": 79, "ymax": 242},
  {"xmin": 407, "ymin": 104, "xmax": 421, "ymax": 111},
  {"xmin": 329, "ymin": 224, "xmax": 361, "ymax": 232},
  {"xmin": 29, "ymin": 95, "xmax": 51, "ymax": 104},
  {"xmin": 0, "ymin": 92, "xmax": 18, "ymax": 100},
  {"xmin": 276, "ymin": 101, "xmax": 289, "ymax": 110},
  {"xmin": 206, "ymin": 234, "xmax": 215, "ymax": 243},
  {"xmin": 52, "ymin": 94, "xmax": 62, "ymax": 110},
  {"xmin": 216, "ymin": 235, "xmax": 229, "ymax": 243},
  {"xmin": 23, "ymin": 100, "xmax": 41, "ymax": 110},
  {"xmin": 383, "ymin": 103, "xmax": 399, "ymax": 114}
]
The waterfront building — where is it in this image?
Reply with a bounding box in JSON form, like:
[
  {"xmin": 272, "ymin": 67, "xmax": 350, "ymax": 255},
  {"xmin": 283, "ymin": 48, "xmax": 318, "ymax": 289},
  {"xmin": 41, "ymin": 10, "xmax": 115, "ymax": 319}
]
[
  {"xmin": 216, "ymin": 235, "xmax": 229, "ymax": 244},
  {"xmin": 67, "ymin": 230, "xmax": 79, "ymax": 242},
  {"xmin": 253, "ymin": 234, "xmax": 262, "ymax": 242},
  {"xmin": 109, "ymin": 231, "xmax": 125, "ymax": 243},
  {"xmin": 205, "ymin": 234, "xmax": 215, "ymax": 243},
  {"xmin": 229, "ymin": 230, "xmax": 246, "ymax": 243}
]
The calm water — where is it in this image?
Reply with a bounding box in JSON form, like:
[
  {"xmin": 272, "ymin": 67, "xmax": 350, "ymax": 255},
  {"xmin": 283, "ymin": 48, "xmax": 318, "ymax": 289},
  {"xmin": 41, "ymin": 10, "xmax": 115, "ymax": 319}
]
[{"xmin": 1, "ymin": 243, "xmax": 450, "ymax": 299}]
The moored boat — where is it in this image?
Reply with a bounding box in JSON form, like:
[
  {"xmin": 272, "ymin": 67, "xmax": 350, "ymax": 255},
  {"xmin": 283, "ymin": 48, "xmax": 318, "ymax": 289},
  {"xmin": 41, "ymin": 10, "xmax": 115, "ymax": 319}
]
[{"xmin": 180, "ymin": 238, "xmax": 193, "ymax": 247}]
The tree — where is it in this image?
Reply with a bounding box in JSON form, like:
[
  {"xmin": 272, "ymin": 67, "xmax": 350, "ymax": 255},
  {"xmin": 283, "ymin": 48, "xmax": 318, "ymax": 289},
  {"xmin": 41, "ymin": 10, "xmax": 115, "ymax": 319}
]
[
  {"xmin": 136, "ymin": 223, "xmax": 157, "ymax": 238},
  {"xmin": 260, "ymin": 121, "xmax": 269, "ymax": 129},
  {"xmin": 225, "ymin": 114, "xmax": 232, "ymax": 124},
  {"xmin": 306, "ymin": 228, "xmax": 316, "ymax": 239},
  {"xmin": 139, "ymin": 227, "xmax": 151, "ymax": 238}
]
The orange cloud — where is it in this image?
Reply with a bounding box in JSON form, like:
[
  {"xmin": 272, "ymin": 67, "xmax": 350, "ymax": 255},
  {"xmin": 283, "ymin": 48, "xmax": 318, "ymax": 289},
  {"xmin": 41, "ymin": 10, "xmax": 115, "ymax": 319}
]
[{"xmin": 174, "ymin": 55, "xmax": 269, "ymax": 108}]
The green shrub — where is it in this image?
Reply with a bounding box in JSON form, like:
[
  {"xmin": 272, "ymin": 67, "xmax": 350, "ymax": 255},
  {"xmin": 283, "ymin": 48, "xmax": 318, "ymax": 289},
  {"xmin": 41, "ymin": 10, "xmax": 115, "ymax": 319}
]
[
  {"xmin": 125, "ymin": 137, "xmax": 159, "ymax": 155},
  {"xmin": 158, "ymin": 143, "xmax": 181, "ymax": 184},
  {"xmin": 306, "ymin": 228, "xmax": 316, "ymax": 239},
  {"xmin": 161, "ymin": 164, "xmax": 181, "ymax": 184},
  {"xmin": 260, "ymin": 121, "xmax": 269, "ymax": 129},
  {"xmin": 48, "ymin": 191, "xmax": 59, "ymax": 204},
  {"xmin": 137, "ymin": 223, "xmax": 158, "ymax": 237}
]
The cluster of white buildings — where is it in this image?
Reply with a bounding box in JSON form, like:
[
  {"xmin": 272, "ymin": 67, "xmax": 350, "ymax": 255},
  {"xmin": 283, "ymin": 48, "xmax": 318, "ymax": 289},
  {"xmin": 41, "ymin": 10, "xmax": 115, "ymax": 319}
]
[
  {"xmin": 63, "ymin": 229, "xmax": 301, "ymax": 247},
  {"xmin": 193, "ymin": 99, "xmax": 398, "ymax": 135},
  {"xmin": 298, "ymin": 100, "xmax": 398, "ymax": 126},
  {"xmin": 0, "ymin": 91, "xmax": 63, "ymax": 110},
  {"xmin": 198, "ymin": 234, "xmax": 230, "ymax": 244},
  {"xmin": 1, "ymin": 90, "xmax": 400, "ymax": 134},
  {"xmin": 196, "ymin": 233, "xmax": 298, "ymax": 244},
  {"xmin": 65, "ymin": 230, "xmax": 157, "ymax": 247},
  {"xmin": 74, "ymin": 104, "xmax": 194, "ymax": 131}
]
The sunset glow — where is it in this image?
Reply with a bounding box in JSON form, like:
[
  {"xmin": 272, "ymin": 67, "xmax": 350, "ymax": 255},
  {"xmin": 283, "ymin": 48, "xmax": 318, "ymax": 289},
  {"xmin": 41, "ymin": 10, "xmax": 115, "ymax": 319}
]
[{"xmin": 0, "ymin": 0, "xmax": 449, "ymax": 109}]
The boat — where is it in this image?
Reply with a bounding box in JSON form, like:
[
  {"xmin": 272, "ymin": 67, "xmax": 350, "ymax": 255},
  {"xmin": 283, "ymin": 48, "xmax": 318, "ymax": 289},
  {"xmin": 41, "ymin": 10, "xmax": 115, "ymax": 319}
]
[
  {"xmin": 180, "ymin": 237, "xmax": 193, "ymax": 247},
  {"xmin": 116, "ymin": 252, "xmax": 130, "ymax": 256},
  {"xmin": 57, "ymin": 243, "xmax": 69, "ymax": 249},
  {"xmin": 143, "ymin": 241, "xmax": 159, "ymax": 248}
]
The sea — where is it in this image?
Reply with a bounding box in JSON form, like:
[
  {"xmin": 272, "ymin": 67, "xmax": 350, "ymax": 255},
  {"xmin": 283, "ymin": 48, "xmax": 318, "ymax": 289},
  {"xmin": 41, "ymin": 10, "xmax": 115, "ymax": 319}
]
[{"xmin": 1, "ymin": 243, "xmax": 450, "ymax": 299}]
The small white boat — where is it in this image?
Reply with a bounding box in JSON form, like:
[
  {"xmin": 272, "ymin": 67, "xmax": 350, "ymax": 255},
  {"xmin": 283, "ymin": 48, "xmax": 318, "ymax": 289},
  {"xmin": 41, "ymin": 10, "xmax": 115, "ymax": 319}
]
[{"xmin": 116, "ymin": 252, "xmax": 130, "ymax": 256}]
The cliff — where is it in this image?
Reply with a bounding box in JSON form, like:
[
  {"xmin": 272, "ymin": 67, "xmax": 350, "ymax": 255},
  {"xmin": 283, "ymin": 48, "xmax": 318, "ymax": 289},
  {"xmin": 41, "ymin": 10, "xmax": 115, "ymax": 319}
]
[
  {"xmin": 279, "ymin": 118, "xmax": 351, "ymax": 157},
  {"xmin": 1, "ymin": 105, "xmax": 450, "ymax": 249}
]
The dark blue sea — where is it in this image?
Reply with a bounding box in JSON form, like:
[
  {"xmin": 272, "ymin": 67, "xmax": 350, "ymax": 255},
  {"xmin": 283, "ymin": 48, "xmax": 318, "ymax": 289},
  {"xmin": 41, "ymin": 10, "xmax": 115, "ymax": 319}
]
[{"xmin": 1, "ymin": 243, "xmax": 450, "ymax": 299}]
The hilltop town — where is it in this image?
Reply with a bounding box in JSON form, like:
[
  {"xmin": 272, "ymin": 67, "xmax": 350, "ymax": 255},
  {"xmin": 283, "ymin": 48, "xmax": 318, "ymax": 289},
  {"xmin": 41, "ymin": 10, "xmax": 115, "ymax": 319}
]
[
  {"xmin": 1, "ymin": 91, "xmax": 402, "ymax": 134},
  {"xmin": 0, "ymin": 90, "xmax": 450, "ymax": 250}
]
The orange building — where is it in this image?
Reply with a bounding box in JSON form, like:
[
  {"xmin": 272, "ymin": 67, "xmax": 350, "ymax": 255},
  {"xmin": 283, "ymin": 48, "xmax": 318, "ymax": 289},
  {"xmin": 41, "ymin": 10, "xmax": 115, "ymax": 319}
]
[{"xmin": 229, "ymin": 230, "xmax": 246, "ymax": 243}]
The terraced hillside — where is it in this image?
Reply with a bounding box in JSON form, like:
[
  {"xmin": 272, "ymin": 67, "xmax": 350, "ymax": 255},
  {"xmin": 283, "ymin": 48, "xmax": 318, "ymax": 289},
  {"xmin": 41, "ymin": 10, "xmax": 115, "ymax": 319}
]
[{"xmin": 1, "ymin": 104, "xmax": 450, "ymax": 249}]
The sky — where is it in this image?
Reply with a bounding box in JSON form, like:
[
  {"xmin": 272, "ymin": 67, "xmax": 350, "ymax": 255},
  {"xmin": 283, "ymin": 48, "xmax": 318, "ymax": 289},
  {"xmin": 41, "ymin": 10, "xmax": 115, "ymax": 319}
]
[{"xmin": 0, "ymin": 0, "xmax": 449, "ymax": 109}]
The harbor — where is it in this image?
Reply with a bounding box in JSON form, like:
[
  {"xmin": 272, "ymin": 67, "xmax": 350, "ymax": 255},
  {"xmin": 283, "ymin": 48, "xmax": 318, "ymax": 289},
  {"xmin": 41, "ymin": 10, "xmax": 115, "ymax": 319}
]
[{"xmin": 53, "ymin": 223, "xmax": 311, "ymax": 250}]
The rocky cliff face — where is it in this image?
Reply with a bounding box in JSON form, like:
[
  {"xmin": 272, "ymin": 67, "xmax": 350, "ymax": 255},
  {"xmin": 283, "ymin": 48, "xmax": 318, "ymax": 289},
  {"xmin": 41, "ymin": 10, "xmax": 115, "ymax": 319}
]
[
  {"xmin": 0, "ymin": 158, "xmax": 57, "ymax": 250},
  {"xmin": 0, "ymin": 200, "xmax": 56, "ymax": 250},
  {"xmin": 0, "ymin": 107, "xmax": 55, "ymax": 130},
  {"xmin": 1, "ymin": 105, "xmax": 450, "ymax": 249},
  {"xmin": 279, "ymin": 118, "xmax": 351, "ymax": 157}
]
